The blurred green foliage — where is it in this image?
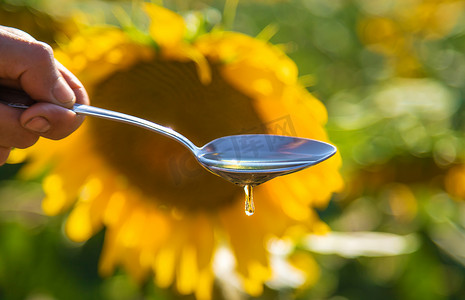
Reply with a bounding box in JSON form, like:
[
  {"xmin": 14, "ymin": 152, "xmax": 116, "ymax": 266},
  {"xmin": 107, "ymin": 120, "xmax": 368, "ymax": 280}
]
[{"xmin": 2, "ymin": 0, "xmax": 465, "ymax": 299}]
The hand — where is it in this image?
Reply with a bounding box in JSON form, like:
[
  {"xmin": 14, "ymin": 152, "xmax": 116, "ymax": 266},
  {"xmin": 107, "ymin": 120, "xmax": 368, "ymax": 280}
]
[{"xmin": 0, "ymin": 26, "xmax": 89, "ymax": 166}]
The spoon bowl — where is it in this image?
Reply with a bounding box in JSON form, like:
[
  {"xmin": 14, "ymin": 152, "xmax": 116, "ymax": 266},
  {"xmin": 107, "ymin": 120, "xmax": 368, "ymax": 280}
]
[{"xmin": 197, "ymin": 134, "xmax": 336, "ymax": 185}]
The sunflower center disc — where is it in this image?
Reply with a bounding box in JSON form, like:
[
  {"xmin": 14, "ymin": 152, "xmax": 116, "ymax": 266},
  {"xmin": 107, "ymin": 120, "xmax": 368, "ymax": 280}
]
[{"xmin": 89, "ymin": 59, "xmax": 266, "ymax": 211}]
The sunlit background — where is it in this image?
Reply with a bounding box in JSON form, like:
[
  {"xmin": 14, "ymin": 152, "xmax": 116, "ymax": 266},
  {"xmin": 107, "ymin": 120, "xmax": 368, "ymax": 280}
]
[{"xmin": 2, "ymin": 0, "xmax": 465, "ymax": 299}]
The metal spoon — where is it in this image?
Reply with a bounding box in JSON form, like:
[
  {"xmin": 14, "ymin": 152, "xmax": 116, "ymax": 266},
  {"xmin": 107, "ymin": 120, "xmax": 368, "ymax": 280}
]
[{"xmin": 0, "ymin": 88, "xmax": 337, "ymax": 187}]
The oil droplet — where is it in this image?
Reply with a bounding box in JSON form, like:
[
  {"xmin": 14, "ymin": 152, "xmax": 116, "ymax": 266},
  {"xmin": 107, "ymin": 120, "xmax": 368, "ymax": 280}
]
[{"xmin": 244, "ymin": 184, "xmax": 255, "ymax": 216}]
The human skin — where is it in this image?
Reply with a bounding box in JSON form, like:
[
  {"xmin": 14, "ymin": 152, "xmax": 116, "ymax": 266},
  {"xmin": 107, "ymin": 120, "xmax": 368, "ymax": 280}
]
[{"xmin": 0, "ymin": 25, "xmax": 89, "ymax": 166}]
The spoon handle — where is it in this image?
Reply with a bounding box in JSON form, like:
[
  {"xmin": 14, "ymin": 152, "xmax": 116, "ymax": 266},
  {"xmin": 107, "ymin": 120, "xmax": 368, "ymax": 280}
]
[{"xmin": 0, "ymin": 86, "xmax": 198, "ymax": 152}]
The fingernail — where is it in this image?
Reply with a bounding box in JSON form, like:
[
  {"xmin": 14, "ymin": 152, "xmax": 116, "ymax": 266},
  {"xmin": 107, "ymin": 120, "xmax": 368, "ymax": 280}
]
[
  {"xmin": 24, "ymin": 116, "xmax": 51, "ymax": 133},
  {"xmin": 52, "ymin": 77, "xmax": 76, "ymax": 105}
]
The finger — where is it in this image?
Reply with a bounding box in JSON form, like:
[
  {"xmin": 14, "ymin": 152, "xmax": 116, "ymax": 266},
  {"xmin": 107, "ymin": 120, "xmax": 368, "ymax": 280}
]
[
  {"xmin": 0, "ymin": 29, "xmax": 76, "ymax": 108},
  {"xmin": 56, "ymin": 61, "xmax": 90, "ymax": 105},
  {"xmin": 0, "ymin": 146, "xmax": 11, "ymax": 166},
  {"xmin": 0, "ymin": 104, "xmax": 40, "ymax": 148},
  {"xmin": 20, "ymin": 102, "xmax": 84, "ymax": 140}
]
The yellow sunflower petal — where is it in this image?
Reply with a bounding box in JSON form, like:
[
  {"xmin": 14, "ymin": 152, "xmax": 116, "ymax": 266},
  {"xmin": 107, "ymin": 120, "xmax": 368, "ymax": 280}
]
[
  {"xmin": 121, "ymin": 248, "xmax": 150, "ymax": 283},
  {"xmin": 42, "ymin": 174, "xmax": 68, "ymax": 216},
  {"xmin": 5, "ymin": 148, "xmax": 27, "ymax": 164},
  {"xmin": 145, "ymin": 3, "xmax": 186, "ymax": 48},
  {"xmin": 154, "ymin": 243, "xmax": 177, "ymax": 288},
  {"xmin": 195, "ymin": 268, "xmax": 213, "ymax": 300},
  {"xmin": 177, "ymin": 244, "xmax": 199, "ymax": 294},
  {"xmin": 99, "ymin": 228, "xmax": 119, "ymax": 276},
  {"xmin": 65, "ymin": 201, "xmax": 94, "ymax": 242},
  {"xmin": 102, "ymin": 192, "xmax": 127, "ymax": 226},
  {"xmin": 139, "ymin": 210, "xmax": 171, "ymax": 267}
]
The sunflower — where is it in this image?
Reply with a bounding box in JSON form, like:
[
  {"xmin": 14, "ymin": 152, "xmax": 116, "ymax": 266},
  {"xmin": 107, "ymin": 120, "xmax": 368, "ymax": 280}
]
[{"xmin": 21, "ymin": 4, "xmax": 343, "ymax": 299}]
